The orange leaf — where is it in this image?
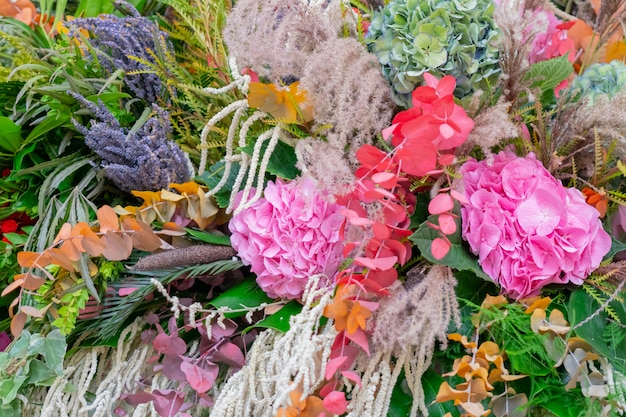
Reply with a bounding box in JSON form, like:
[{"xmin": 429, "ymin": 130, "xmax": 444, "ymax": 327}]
[
  {"xmin": 101, "ymin": 231, "xmax": 134, "ymax": 261},
  {"xmin": 11, "ymin": 311, "xmax": 27, "ymax": 337},
  {"xmin": 98, "ymin": 205, "xmax": 120, "ymax": 233},
  {"xmin": 448, "ymin": 333, "xmax": 477, "ymax": 349},
  {"xmin": 16, "ymin": 272, "xmax": 47, "ymax": 291},
  {"xmin": 20, "ymin": 305, "xmax": 44, "ymax": 318},
  {"xmin": 169, "ymin": 181, "xmax": 203, "ymax": 194},
  {"xmin": 1, "ymin": 277, "xmax": 25, "ymax": 297},
  {"xmin": 53, "ymin": 223, "xmax": 72, "ymax": 245},
  {"xmin": 436, "ymin": 381, "xmax": 470, "ymax": 404},
  {"xmin": 157, "ymin": 222, "xmax": 187, "ymax": 236},
  {"xmin": 523, "ymin": 296, "xmax": 551, "ymax": 314},
  {"xmin": 60, "ymin": 240, "xmax": 82, "ymax": 262},
  {"xmin": 72, "ymin": 222, "xmax": 105, "ymax": 256},
  {"xmin": 122, "ymin": 217, "xmax": 162, "ymax": 251},
  {"xmin": 17, "ymin": 251, "xmax": 51, "ymax": 268},
  {"xmin": 48, "ymin": 247, "xmax": 76, "ymax": 271}
]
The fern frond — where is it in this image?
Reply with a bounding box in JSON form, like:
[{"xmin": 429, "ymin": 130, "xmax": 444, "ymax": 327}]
[{"xmin": 583, "ymin": 282, "xmax": 623, "ymax": 323}]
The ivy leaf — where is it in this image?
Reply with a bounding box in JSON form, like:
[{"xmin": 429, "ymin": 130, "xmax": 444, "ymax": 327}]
[
  {"xmin": 240, "ymin": 139, "xmax": 300, "ymax": 180},
  {"xmin": 523, "ymin": 55, "xmax": 573, "ymax": 94},
  {"xmin": 244, "ymin": 301, "xmax": 302, "ymax": 334},
  {"xmin": 409, "ymin": 212, "xmax": 492, "ymax": 282},
  {"xmin": 209, "ymin": 276, "xmax": 272, "ymax": 318},
  {"xmin": 27, "ymin": 329, "xmax": 67, "ymax": 374}
]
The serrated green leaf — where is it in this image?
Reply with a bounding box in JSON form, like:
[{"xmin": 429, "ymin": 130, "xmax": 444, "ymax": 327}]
[
  {"xmin": 523, "ymin": 55, "xmax": 573, "ymax": 94},
  {"xmin": 209, "ymin": 276, "xmax": 272, "ymax": 318},
  {"xmin": 243, "ymin": 300, "xmax": 302, "ymax": 334},
  {"xmin": 409, "ymin": 212, "xmax": 492, "ymax": 282}
]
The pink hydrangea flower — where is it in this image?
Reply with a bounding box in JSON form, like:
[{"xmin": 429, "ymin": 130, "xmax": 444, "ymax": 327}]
[
  {"xmin": 229, "ymin": 178, "xmax": 345, "ymax": 299},
  {"xmin": 460, "ymin": 151, "xmax": 612, "ymax": 299}
]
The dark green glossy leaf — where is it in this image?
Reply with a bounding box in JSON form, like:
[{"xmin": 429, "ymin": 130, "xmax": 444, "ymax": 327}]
[
  {"xmin": 240, "ymin": 139, "xmax": 300, "ymax": 180},
  {"xmin": 244, "ymin": 301, "xmax": 302, "ymax": 334},
  {"xmin": 604, "ymin": 236, "xmax": 626, "ymax": 261},
  {"xmin": 22, "ymin": 113, "xmax": 68, "ymax": 145},
  {"xmin": 196, "ymin": 160, "xmax": 243, "ymax": 208},
  {"xmin": 568, "ymin": 289, "xmax": 626, "ymax": 373},
  {"xmin": 209, "ymin": 276, "xmax": 272, "ymax": 318},
  {"xmin": 388, "ymin": 369, "xmax": 458, "ymax": 417}
]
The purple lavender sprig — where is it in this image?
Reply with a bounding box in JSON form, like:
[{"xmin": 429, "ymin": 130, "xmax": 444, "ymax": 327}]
[
  {"xmin": 66, "ymin": 1, "xmax": 172, "ymax": 104},
  {"xmin": 70, "ymin": 92, "xmax": 192, "ymax": 192}
]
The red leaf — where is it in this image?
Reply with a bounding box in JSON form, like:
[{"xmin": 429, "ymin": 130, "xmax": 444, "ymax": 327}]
[
  {"xmin": 438, "ymin": 213, "xmax": 457, "ymax": 235},
  {"xmin": 151, "ymin": 389, "xmax": 188, "ymax": 417},
  {"xmin": 341, "ymin": 370, "xmax": 362, "ymax": 387},
  {"xmin": 372, "ymin": 222, "xmax": 391, "ymax": 240},
  {"xmin": 394, "ymin": 143, "xmax": 437, "ymax": 177},
  {"xmin": 323, "ymin": 390, "xmax": 348, "ymax": 414},
  {"xmin": 212, "ymin": 342, "xmax": 245, "ymax": 368},
  {"xmin": 153, "ymin": 333, "xmax": 187, "ymax": 356},
  {"xmin": 354, "ymin": 256, "xmax": 397, "ymax": 271},
  {"xmin": 180, "ymin": 361, "xmax": 218, "ymax": 393},
  {"xmin": 428, "ymin": 193, "xmax": 454, "ymax": 215},
  {"xmin": 371, "ymin": 172, "xmax": 399, "ymax": 189},
  {"xmin": 325, "ymin": 356, "xmax": 348, "ymax": 380},
  {"xmin": 345, "ymin": 329, "xmax": 370, "ymax": 355},
  {"xmin": 431, "ymin": 237, "xmax": 451, "ymax": 260},
  {"xmin": 450, "ymin": 189, "xmax": 469, "ymax": 205}
]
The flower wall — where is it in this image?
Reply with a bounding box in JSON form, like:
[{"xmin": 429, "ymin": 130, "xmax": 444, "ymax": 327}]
[{"xmin": 0, "ymin": 0, "xmax": 625, "ymax": 417}]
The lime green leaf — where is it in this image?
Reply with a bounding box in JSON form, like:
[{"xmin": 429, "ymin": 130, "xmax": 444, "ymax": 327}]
[
  {"xmin": 409, "ymin": 212, "xmax": 492, "ymax": 282},
  {"xmin": 244, "ymin": 301, "xmax": 302, "ymax": 334},
  {"xmin": 209, "ymin": 276, "xmax": 272, "ymax": 318},
  {"xmin": 0, "ymin": 117, "xmax": 21, "ymax": 153}
]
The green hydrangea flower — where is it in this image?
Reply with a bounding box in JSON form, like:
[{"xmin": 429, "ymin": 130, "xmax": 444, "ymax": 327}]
[
  {"xmin": 366, "ymin": 0, "xmax": 500, "ymax": 107},
  {"xmin": 570, "ymin": 60, "xmax": 626, "ymax": 105}
]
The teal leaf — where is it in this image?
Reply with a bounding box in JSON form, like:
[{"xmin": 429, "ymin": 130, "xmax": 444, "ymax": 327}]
[
  {"xmin": 209, "ymin": 276, "xmax": 272, "ymax": 318},
  {"xmin": 243, "ymin": 301, "xmax": 303, "ymax": 334},
  {"xmin": 409, "ymin": 211, "xmax": 492, "ymax": 282},
  {"xmin": 0, "ymin": 117, "xmax": 22, "ymax": 153}
]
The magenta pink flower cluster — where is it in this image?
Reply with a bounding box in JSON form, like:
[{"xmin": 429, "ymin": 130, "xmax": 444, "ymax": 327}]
[
  {"xmin": 229, "ymin": 178, "xmax": 345, "ymax": 299},
  {"xmin": 460, "ymin": 151, "xmax": 612, "ymax": 299}
]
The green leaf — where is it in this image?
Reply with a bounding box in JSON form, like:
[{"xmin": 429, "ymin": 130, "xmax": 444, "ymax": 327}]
[
  {"xmin": 27, "ymin": 330, "xmax": 67, "ymax": 374},
  {"xmin": 243, "ymin": 301, "xmax": 302, "ymax": 334},
  {"xmin": 26, "ymin": 359, "xmax": 58, "ymax": 386},
  {"xmin": 196, "ymin": 160, "xmax": 243, "ymax": 208},
  {"xmin": 22, "ymin": 112, "xmax": 69, "ymax": 145},
  {"xmin": 240, "ymin": 139, "xmax": 300, "ymax": 180},
  {"xmin": 183, "ymin": 227, "xmax": 231, "ymax": 246},
  {"xmin": 388, "ymin": 369, "xmax": 457, "ymax": 417},
  {"xmin": 409, "ymin": 212, "xmax": 492, "ymax": 282},
  {"xmin": 209, "ymin": 276, "xmax": 272, "ymax": 318},
  {"xmin": 523, "ymin": 55, "xmax": 573, "ymax": 94},
  {"xmin": 604, "ymin": 236, "xmax": 626, "ymax": 261},
  {"xmin": 12, "ymin": 143, "xmax": 36, "ymax": 172},
  {"xmin": 568, "ymin": 289, "xmax": 626, "ymax": 373},
  {"xmin": 0, "ymin": 117, "xmax": 22, "ymax": 153}
]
